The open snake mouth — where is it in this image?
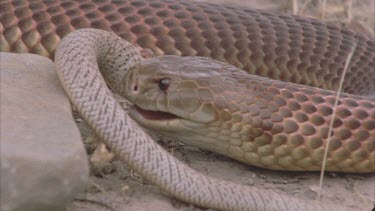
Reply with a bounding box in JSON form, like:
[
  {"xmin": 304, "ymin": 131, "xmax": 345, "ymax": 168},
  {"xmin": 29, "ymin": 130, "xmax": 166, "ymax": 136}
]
[{"xmin": 134, "ymin": 105, "xmax": 179, "ymax": 120}]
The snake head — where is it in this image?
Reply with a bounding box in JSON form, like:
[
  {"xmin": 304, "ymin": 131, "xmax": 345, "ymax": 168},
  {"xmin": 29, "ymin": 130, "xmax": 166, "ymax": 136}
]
[{"xmin": 122, "ymin": 56, "xmax": 248, "ymax": 141}]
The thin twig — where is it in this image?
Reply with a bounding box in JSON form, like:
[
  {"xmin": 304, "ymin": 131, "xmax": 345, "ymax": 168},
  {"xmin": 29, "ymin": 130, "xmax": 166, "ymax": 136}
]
[
  {"xmin": 292, "ymin": 0, "xmax": 299, "ymax": 15},
  {"xmin": 317, "ymin": 42, "xmax": 358, "ymax": 199},
  {"xmin": 300, "ymin": 0, "xmax": 312, "ymax": 15},
  {"xmin": 74, "ymin": 197, "xmax": 117, "ymax": 211},
  {"xmin": 347, "ymin": 0, "xmax": 354, "ymax": 22},
  {"xmin": 320, "ymin": 0, "xmax": 327, "ymax": 19},
  {"xmin": 89, "ymin": 178, "xmax": 106, "ymax": 192}
]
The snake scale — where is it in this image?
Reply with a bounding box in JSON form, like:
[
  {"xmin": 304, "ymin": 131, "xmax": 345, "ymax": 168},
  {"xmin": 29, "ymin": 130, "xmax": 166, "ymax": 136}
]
[{"xmin": 1, "ymin": 0, "xmax": 374, "ymax": 210}]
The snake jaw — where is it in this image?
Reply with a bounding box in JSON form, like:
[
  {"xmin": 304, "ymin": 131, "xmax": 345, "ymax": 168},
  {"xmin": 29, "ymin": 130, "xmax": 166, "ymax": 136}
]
[
  {"xmin": 133, "ymin": 105, "xmax": 179, "ymax": 120},
  {"xmin": 128, "ymin": 104, "xmax": 181, "ymax": 130},
  {"xmin": 128, "ymin": 104, "xmax": 206, "ymax": 133}
]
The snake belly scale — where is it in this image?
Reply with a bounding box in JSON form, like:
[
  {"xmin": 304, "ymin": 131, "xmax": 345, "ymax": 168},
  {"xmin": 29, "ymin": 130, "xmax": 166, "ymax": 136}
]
[{"xmin": 1, "ymin": 0, "xmax": 374, "ymax": 210}]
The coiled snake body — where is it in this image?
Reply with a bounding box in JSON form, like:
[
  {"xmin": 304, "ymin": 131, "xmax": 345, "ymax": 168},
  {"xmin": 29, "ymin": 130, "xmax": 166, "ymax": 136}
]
[{"xmin": 1, "ymin": 0, "xmax": 374, "ymax": 210}]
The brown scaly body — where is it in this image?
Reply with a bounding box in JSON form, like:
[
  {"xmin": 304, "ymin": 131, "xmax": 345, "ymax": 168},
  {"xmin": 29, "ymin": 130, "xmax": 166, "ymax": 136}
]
[
  {"xmin": 124, "ymin": 56, "xmax": 374, "ymax": 173},
  {"xmin": 1, "ymin": 0, "xmax": 374, "ymax": 95}
]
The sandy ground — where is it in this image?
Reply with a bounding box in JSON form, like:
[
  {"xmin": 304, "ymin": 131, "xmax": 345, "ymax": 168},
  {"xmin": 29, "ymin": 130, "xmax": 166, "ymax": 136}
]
[{"xmin": 67, "ymin": 1, "xmax": 374, "ymax": 211}]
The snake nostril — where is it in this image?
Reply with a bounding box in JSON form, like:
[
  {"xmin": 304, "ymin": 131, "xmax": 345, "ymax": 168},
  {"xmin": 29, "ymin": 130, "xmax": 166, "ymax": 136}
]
[{"xmin": 133, "ymin": 84, "xmax": 138, "ymax": 91}]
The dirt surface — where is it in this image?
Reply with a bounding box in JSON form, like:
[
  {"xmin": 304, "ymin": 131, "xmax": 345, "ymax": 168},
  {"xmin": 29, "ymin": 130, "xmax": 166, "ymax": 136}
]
[{"xmin": 67, "ymin": 1, "xmax": 374, "ymax": 211}]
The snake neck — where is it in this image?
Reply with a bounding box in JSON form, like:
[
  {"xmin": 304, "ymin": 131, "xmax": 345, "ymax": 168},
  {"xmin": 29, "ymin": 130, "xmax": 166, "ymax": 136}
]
[{"xmin": 65, "ymin": 31, "xmax": 143, "ymax": 94}]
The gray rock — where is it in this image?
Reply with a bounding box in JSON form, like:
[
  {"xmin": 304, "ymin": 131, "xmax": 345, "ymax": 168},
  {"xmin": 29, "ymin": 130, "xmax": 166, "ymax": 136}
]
[{"xmin": 0, "ymin": 53, "xmax": 89, "ymax": 211}]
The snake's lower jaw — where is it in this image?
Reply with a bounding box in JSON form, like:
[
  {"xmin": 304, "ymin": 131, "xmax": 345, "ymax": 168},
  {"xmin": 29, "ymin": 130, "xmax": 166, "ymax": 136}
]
[
  {"xmin": 128, "ymin": 105, "xmax": 206, "ymax": 132},
  {"xmin": 133, "ymin": 105, "xmax": 178, "ymax": 120},
  {"xmin": 128, "ymin": 105, "xmax": 182, "ymax": 131}
]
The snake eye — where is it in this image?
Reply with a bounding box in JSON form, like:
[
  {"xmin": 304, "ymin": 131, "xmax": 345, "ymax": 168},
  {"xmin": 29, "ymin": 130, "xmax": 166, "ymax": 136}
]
[{"xmin": 158, "ymin": 78, "xmax": 171, "ymax": 91}]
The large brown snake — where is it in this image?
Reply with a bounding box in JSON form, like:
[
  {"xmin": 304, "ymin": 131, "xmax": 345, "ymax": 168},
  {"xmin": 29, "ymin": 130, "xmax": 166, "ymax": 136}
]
[{"xmin": 1, "ymin": 0, "xmax": 374, "ymax": 210}]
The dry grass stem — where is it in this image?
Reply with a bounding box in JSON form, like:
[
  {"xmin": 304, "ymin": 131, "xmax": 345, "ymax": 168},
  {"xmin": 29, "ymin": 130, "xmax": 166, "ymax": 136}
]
[
  {"xmin": 320, "ymin": 0, "xmax": 327, "ymax": 18},
  {"xmin": 292, "ymin": 0, "xmax": 299, "ymax": 15},
  {"xmin": 347, "ymin": 0, "xmax": 353, "ymax": 22},
  {"xmin": 74, "ymin": 197, "xmax": 117, "ymax": 211},
  {"xmin": 89, "ymin": 178, "xmax": 106, "ymax": 193},
  {"xmin": 300, "ymin": 0, "xmax": 312, "ymax": 15},
  {"xmin": 317, "ymin": 41, "xmax": 358, "ymax": 199}
]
